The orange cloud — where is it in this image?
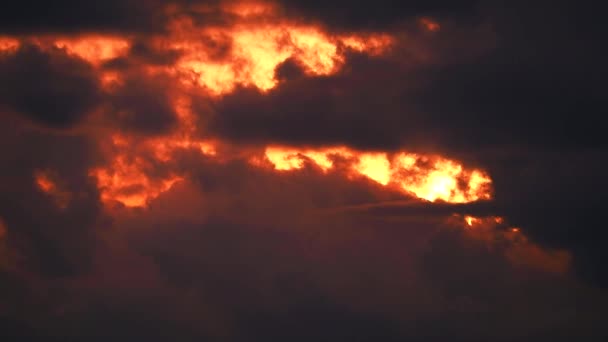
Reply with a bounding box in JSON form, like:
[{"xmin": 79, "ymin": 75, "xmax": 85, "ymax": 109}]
[
  {"xmin": 262, "ymin": 146, "xmax": 492, "ymax": 203},
  {"xmin": 167, "ymin": 19, "xmax": 392, "ymax": 94},
  {"xmin": 34, "ymin": 170, "xmax": 71, "ymax": 209},
  {"xmin": 0, "ymin": 36, "xmax": 20, "ymax": 51},
  {"xmin": 0, "ymin": 3, "xmax": 487, "ymax": 209},
  {"xmin": 53, "ymin": 35, "xmax": 130, "ymax": 65},
  {"xmin": 90, "ymin": 160, "xmax": 183, "ymax": 208}
]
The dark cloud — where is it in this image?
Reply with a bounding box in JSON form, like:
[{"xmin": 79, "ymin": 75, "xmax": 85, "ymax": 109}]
[
  {"xmin": 274, "ymin": 57, "xmax": 305, "ymax": 81},
  {"xmin": 279, "ymin": 0, "xmax": 481, "ymax": 31},
  {"xmin": 105, "ymin": 74, "xmax": 179, "ymax": 135},
  {"xmin": 0, "ymin": 44, "xmax": 101, "ymax": 128},
  {"xmin": 409, "ymin": 2, "xmax": 608, "ymax": 286},
  {"xmin": 0, "ymin": 124, "xmax": 103, "ymax": 278},
  {"xmin": 208, "ymin": 54, "xmax": 409, "ymax": 150},
  {"xmin": 41, "ymin": 158, "xmax": 608, "ymax": 340},
  {"xmin": 204, "ymin": 2, "xmax": 608, "ymax": 287},
  {"xmin": 1, "ymin": 145, "xmax": 607, "ymax": 340},
  {"xmin": 0, "ymin": 0, "xmax": 172, "ymax": 34},
  {"xmin": 127, "ymin": 40, "xmax": 182, "ymax": 66}
]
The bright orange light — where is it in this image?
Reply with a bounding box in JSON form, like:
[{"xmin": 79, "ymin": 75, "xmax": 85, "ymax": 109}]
[
  {"xmin": 354, "ymin": 153, "xmax": 391, "ymax": 185},
  {"xmin": 90, "ymin": 155, "xmax": 184, "ymax": 208},
  {"xmin": 341, "ymin": 34, "xmax": 393, "ymax": 55},
  {"xmin": 265, "ymin": 147, "xmax": 306, "ymax": 170},
  {"xmin": 69, "ymin": 3, "xmax": 476, "ymax": 208},
  {"xmin": 53, "ymin": 36, "xmax": 130, "ymax": 64},
  {"xmin": 167, "ymin": 16, "xmax": 392, "ymax": 94},
  {"xmin": 35, "ymin": 171, "xmax": 56, "ymax": 193},
  {"xmin": 90, "ymin": 130, "xmax": 216, "ymax": 208},
  {"xmin": 462, "ymin": 215, "xmax": 504, "ymax": 228},
  {"xmin": 261, "ymin": 146, "xmax": 493, "ymax": 203},
  {"xmin": 265, "ymin": 146, "xmax": 353, "ymax": 171},
  {"xmin": 464, "ymin": 215, "xmax": 481, "ymax": 227},
  {"xmin": 222, "ymin": 1, "xmax": 276, "ymax": 17},
  {"xmin": 0, "ymin": 36, "xmax": 20, "ymax": 51},
  {"xmin": 1, "ymin": 4, "xmax": 393, "ymax": 102},
  {"xmin": 90, "ymin": 94, "xmax": 216, "ymax": 208}
]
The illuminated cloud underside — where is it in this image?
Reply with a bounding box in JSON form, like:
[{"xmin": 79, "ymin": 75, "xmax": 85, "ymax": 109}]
[
  {"xmin": 263, "ymin": 146, "xmax": 492, "ymax": 203},
  {"xmin": 3, "ymin": 2, "xmax": 608, "ymax": 340},
  {"xmin": 2, "ymin": 4, "xmax": 489, "ymax": 208}
]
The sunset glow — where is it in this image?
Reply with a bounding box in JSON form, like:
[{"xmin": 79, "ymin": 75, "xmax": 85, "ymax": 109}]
[
  {"xmin": 53, "ymin": 36, "xmax": 130, "ymax": 64},
  {"xmin": 263, "ymin": 146, "xmax": 492, "ymax": 203},
  {"xmin": 0, "ymin": 36, "xmax": 20, "ymax": 51},
  {"xmin": 168, "ymin": 20, "xmax": 393, "ymax": 94},
  {"xmin": 90, "ymin": 158, "xmax": 183, "ymax": 208},
  {"xmin": 2, "ymin": 1, "xmax": 602, "ymax": 339}
]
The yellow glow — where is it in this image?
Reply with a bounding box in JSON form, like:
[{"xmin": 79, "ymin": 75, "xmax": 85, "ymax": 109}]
[
  {"xmin": 168, "ymin": 18, "xmax": 392, "ymax": 94},
  {"xmin": 54, "ymin": 36, "xmax": 130, "ymax": 64},
  {"xmin": 464, "ymin": 215, "xmax": 481, "ymax": 227},
  {"xmin": 91, "ymin": 95, "xmax": 215, "ymax": 208},
  {"xmin": 261, "ymin": 146, "xmax": 493, "ymax": 203},
  {"xmin": 354, "ymin": 153, "xmax": 391, "ymax": 185},
  {"xmin": 265, "ymin": 147, "xmax": 306, "ymax": 170},
  {"xmin": 90, "ymin": 155, "xmax": 184, "ymax": 208}
]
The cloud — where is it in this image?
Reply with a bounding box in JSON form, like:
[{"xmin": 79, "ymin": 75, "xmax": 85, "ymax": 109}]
[
  {"xmin": 0, "ymin": 1, "xmax": 607, "ymax": 340},
  {"xmin": 0, "ymin": 0, "xmax": 175, "ymax": 34},
  {"xmin": 278, "ymin": 0, "xmax": 481, "ymax": 31},
  {"xmin": 105, "ymin": 73, "xmax": 180, "ymax": 135},
  {"xmin": 0, "ymin": 104, "xmax": 104, "ymax": 278},
  {"xmin": 0, "ymin": 44, "xmax": 102, "ymax": 128}
]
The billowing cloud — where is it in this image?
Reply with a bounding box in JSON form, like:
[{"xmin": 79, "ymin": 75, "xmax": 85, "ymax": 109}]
[
  {"xmin": 0, "ymin": 44, "xmax": 102, "ymax": 128},
  {"xmin": 1, "ymin": 1, "xmax": 607, "ymax": 341}
]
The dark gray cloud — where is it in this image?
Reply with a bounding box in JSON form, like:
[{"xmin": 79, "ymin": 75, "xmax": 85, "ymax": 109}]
[
  {"xmin": 279, "ymin": 0, "xmax": 481, "ymax": 31},
  {"xmin": 0, "ymin": 116, "xmax": 103, "ymax": 278},
  {"xmin": 105, "ymin": 73, "xmax": 180, "ymax": 135},
  {"xmin": 0, "ymin": 44, "xmax": 102, "ymax": 128},
  {"xmin": 0, "ymin": 0, "xmax": 174, "ymax": 34}
]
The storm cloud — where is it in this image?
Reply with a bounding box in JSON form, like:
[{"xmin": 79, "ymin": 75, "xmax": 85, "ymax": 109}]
[{"xmin": 1, "ymin": 1, "xmax": 607, "ymax": 341}]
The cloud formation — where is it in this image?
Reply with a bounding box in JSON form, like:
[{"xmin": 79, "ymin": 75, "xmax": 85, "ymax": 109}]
[{"xmin": 1, "ymin": 1, "xmax": 607, "ymax": 341}]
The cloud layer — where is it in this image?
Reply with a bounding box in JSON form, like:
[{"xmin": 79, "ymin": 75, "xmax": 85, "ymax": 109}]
[{"xmin": 1, "ymin": 1, "xmax": 607, "ymax": 341}]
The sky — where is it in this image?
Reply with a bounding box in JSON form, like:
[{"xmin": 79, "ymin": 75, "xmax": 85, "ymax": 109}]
[{"xmin": 0, "ymin": 1, "xmax": 607, "ymax": 341}]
